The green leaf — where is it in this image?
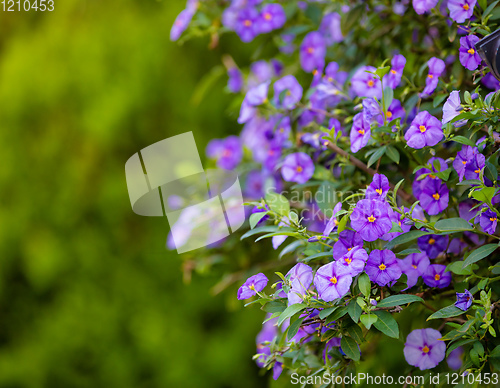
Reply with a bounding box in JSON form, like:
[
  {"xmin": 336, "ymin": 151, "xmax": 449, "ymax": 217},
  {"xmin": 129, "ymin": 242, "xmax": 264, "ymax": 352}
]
[
  {"xmin": 485, "ymin": 160, "xmax": 498, "ymax": 182},
  {"xmin": 319, "ymin": 306, "xmax": 337, "ymax": 320},
  {"xmin": 427, "ymin": 305, "xmax": 464, "ymax": 320},
  {"xmin": 287, "ymin": 316, "xmax": 306, "ymax": 340},
  {"xmin": 490, "ymin": 345, "xmax": 500, "ymax": 358},
  {"xmin": 358, "ymin": 273, "xmax": 371, "ymax": 297},
  {"xmin": 254, "ymin": 230, "xmax": 300, "ymax": 242},
  {"xmin": 340, "ymin": 336, "xmax": 360, "ymax": 361},
  {"xmin": 457, "ymin": 179, "xmax": 482, "ymax": 186},
  {"xmin": 450, "ymin": 135, "xmax": 475, "ymax": 147},
  {"xmin": 279, "ymin": 240, "xmax": 303, "ymax": 259},
  {"xmin": 462, "ymin": 243, "xmax": 498, "ymax": 268},
  {"xmin": 383, "ymin": 87, "xmax": 394, "ymax": 110},
  {"xmin": 346, "ymin": 322, "xmax": 365, "ymax": 343},
  {"xmin": 302, "ymin": 251, "xmax": 333, "ymax": 263},
  {"xmin": 360, "ymin": 313, "xmax": 378, "ymax": 330},
  {"xmin": 482, "ymin": 0, "xmax": 500, "ymax": 22},
  {"xmin": 433, "ymin": 94, "xmax": 448, "ymax": 108},
  {"xmin": 376, "ymin": 66, "xmax": 391, "ymax": 79},
  {"xmin": 446, "ymin": 261, "xmax": 473, "ymax": 275},
  {"xmin": 348, "ymin": 299, "xmax": 362, "ymax": 323},
  {"xmin": 377, "ymin": 294, "xmax": 424, "ymax": 308},
  {"xmin": 265, "ymin": 192, "xmax": 290, "ymax": 216},
  {"xmin": 396, "ymin": 248, "xmax": 421, "ymax": 256},
  {"xmin": 373, "ymin": 311, "xmax": 399, "ymax": 338},
  {"xmin": 446, "ymin": 338, "xmax": 476, "ymax": 357},
  {"xmin": 434, "ymin": 218, "xmax": 474, "ymax": 232},
  {"xmin": 326, "ymin": 306, "xmax": 348, "ymax": 324},
  {"xmin": 191, "ymin": 65, "xmax": 224, "ymax": 106},
  {"xmin": 263, "ymin": 300, "xmax": 287, "ymax": 314},
  {"xmin": 278, "ymin": 303, "xmax": 307, "ymax": 326},
  {"xmin": 367, "ymin": 146, "xmax": 386, "ymax": 168},
  {"xmin": 384, "ymin": 230, "xmax": 433, "ymax": 250},
  {"xmin": 471, "ymin": 187, "xmax": 497, "ymax": 204},
  {"xmin": 249, "ymin": 212, "xmax": 267, "ymax": 229},
  {"xmin": 240, "ymin": 226, "xmax": 279, "ymax": 240},
  {"xmin": 385, "ymin": 145, "xmax": 400, "ymax": 164},
  {"xmin": 337, "ymin": 215, "xmax": 348, "ymax": 233}
]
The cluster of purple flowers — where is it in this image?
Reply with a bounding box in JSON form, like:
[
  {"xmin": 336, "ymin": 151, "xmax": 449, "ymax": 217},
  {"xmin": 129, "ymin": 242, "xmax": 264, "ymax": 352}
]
[{"xmin": 223, "ymin": 1, "xmax": 286, "ymax": 43}]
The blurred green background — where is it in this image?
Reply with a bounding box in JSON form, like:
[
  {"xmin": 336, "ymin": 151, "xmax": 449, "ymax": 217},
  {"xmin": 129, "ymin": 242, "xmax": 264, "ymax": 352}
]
[{"xmin": 0, "ymin": 1, "xmax": 271, "ymax": 387}]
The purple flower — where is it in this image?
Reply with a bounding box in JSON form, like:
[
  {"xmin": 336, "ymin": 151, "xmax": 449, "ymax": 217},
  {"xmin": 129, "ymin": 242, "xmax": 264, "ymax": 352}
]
[
  {"xmin": 412, "ymin": 0, "xmax": 438, "ymax": 14},
  {"xmin": 464, "ymin": 152, "xmax": 486, "ymax": 182},
  {"xmin": 413, "ymin": 157, "xmax": 448, "ymax": 199},
  {"xmin": 455, "ymin": 289, "xmax": 473, "ymax": 311},
  {"xmin": 335, "ymin": 246, "xmax": 368, "ymax": 276},
  {"xmin": 381, "ymin": 208, "xmax": 412, "ymax": 240},
  {"xmin": 250, "ymin": 60, "xmax": 274, "ymax": 85},
  {"xmin": 279, "ymin": 33, "xmax": 295, "ymax": 55},
  {"xmin": 350, "ymin": 113, "xmax": 371, "ymax": 153},
  {"xmin": 448, "ymin": 0, "xmax": 476, "ymax": 23},
  {"xmin": 314, "ymin": 261, "xmax": 353, "ymax": 302},
  {"xmin": 366, "ymin": 249, "xmax": 402, "ymax": 286},
  {"xmin": 246, "ymin": 81, "xmax": 270, "ymax": 105},
  {"xmin": 397, "ymin": 252, "xmax": 430, "ymax": 289},
  {"xmin": 447, "ymin": 347, "xmax": 464, "ymax": 370},
  {"xmin": 286, "ymin": 263, "xmax": 313, "ymax": 305},
  {"xmin": 235, "ymin": 7, "xmax": 260, "ymax": 43},
  {"xmin": 423, "ymin": 264, "xmax": 451, "ymax": 288},
  {"xmin": 257, "ymin": 3, "xmax": 286, "ymax": 34},
  {"xmin": 442, "ymin": 90, "xmax": 464, "ymax": 124},
  {"xmin": 300, "ymin": 32, "xmax": 326, "ymax": 73},
  {"xmin": 482, "ymin": 73, "xmax": 500, "ymax": 90},
  {"xmin": 207, "ymin": 136, "xmax": 243, "ymax": 170},
  {"xmin": 350, "ymin": 66, "xmax": 382, "ymax": 99},
  {"xmin": 170, "ymin": 8, "xmax": 195, "ymax": 41},
  {"xmin": 405, "ymin": 111, "xmax": 443, "ymax": 149},
  {"xmin": 366, "ymin": 174, "xmax": 390, "ymax": 200},
  {"xmin": 281, "ymin": 152, "xmax": 315, "ymax": 184},
  {"xmin": 237, "ymin": 273, "xmax": 269, "ymax": 299},
  {"xmin": 479, "ymin": 209, "xmax": 498, "ymax": 235},
  {"xmin": 459, "ymin": 35, "xmax": 481, "ymax": 71},
  {"xmin": 404, "ymin": 328, "xmax": 446, "ymax": 370},
  {"xmin": 227, "ymin": 67, "xmax": 243, "ymax": 93},
  {"xmin": 272, "ymin": 219, "xmax": 288, "ymax": 249},
  {"xmin": 422, "ymin": 57, "xmax": 445, "ymax": 97},
  {"xmin": 333, "ymin": 230, "xmax": 364, "ymax": 260},
  {"xmin": 418, "ymin": 234, "xmax": 449, "ymax": 259},
  {"xmin": 384, "ymin": 54, "xmax": 406, "ymax": 89},
  {"xmin": 320, "ymin": 13, "xmax": 343, "ymax": 45},
  {"xmin": 273, "ymin": 75, "xmax": 303, "ymax": 109},
  {"xmin": 323, "ymin": 203, "xmax": 343, "ymax": 236},
  {"xmin": 362, "ymin": 98, "xmax": 381, "ymax": 121},
  {"xmin": 351, "ymin": 199, "xmax": 392, "ymax": 242},
  {"xmin": 420, "ymin": 179, "xmax": 449, "ymax": 215},
  {"xmin": 453, "ymin": 145, "xmax": 478, "ymax": 181},
  {"xmin": 272, "ymin": 362, "xmax": 283, "ymax": 380}
]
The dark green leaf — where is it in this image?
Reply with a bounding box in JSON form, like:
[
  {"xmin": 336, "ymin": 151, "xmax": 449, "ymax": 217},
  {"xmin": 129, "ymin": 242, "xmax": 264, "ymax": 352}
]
[
  {"xmin": 287, "ymin": 316, "xmax": 305, "ymax": 340},
  {"xmin": 384, "ymin": 230, "xmax": 433, "ymax": 249},
  {"xmin": 434, "ymin": 218, "xmax": 473, "ymax": 232},
  {"xmin": 373, "ymin": 310, "xmax": 399, "ymax": 338},
  {"xmin": 346, "ymin": 323, "xmax": 365, "ymax": 343},
  {"xmin": 319, "ymin": 306, "xmax": 337, "ymax": 320},
  {"xmin": 340, "ymin": 336, "xmax": 360, "ymax": 361},
  {"xmin": 326, "ymin": 305, "xmax": 348, "ymax": 324},
  {"xmin": 462, "ymin": 244, "xmax": 498, "ymax": 268},
  {"xmin": 385, "ymin": 145, "xmax": 400, "ymax": 164},
  {"xmin": 278, "ymin": 304, "xmax": 307, "ymax": 326},
  {"xmin": 367, "ymin": 146, "xmax": 386, "ymax": 168},
  {"xmin": 377, "ymin": 294, "xmax": 423, "ymax": 308},
  {"xmin": 348, "ymin": 299, "xmax": 362, "ymax": 323},
  {"xmin": 427, "ymin": 305, "xmax": 464, "ymax": 320}
]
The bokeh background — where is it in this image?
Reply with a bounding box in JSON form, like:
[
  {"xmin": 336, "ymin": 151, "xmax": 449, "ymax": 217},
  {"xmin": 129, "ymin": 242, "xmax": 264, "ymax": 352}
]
[{"xmin": 0, "ymin": 1, "xmax": 272, "ymax": 387}]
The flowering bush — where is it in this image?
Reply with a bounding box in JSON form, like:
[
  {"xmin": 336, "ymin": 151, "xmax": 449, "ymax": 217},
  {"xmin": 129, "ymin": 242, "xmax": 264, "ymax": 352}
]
[{"xmin": 171, "ymin": 0, "xmax": 500, "ymax": 384}]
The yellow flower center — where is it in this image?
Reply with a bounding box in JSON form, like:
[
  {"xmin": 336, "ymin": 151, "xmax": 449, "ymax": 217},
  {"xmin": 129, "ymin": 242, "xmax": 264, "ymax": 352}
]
[
  {"xmin": 222, "ymin": 149, "xmax": 232, "ymax": 157},
  {"xmin": 390, "ymin": 69, "xmax": 397, "ymax": 74},
  {"xmin": 347, "ymin": 247, "xmax": 352, "ymax": 251},
  {"xmin": 419, "ymin": 125, "xmax": 427, "ymax": 133},
  {"xmin": 490, "ymin": 217, "xmax": 497, "ymax": 222},
  {"xmin": 428, "ymin": 74, "xmax": 434, "ymax": 79},
  {"xmin": 398, "ymin": 221, "xmax": 402, "ymax": 226},
  {"xmin": 386, "ymin": 111, "xmax": 393, "ymax": 119},
  {"xmin": 463, "ymin": 3, "xmax": 469, "ymax": 10},
  {"xmin": 412, "ymin": 264, "xmax": 418, "ymax": 269},
  {"xmin": 345, "ymin": 258, "xmax": 352, "ymax": 264},
  {"xmin": 307, "ymin": 47, "xmax": 314, "ymax": 54},
  {"xmin": 379, "ymin": 263, "xmax": 387, "ymax": 270},
  {"xmin": 244, "ymin": 19, "xmax": 252, "ymax": 27},
  {"xmin": 358, "ymin": 129, "xmax": 365, "ymax": 135},
  {"xmin": 434, "ymin": 274, "xmax": 441, "ymax": 281},
  {"xmin": 422, "ymin": 346, "xmax": 430, "ymax": 353},
  {"xmin": 312, "ymin": 69, "xmax": 319, "ymax": 76},
  {"xmin": 249, "ymin": 284, "xmax": 255, "ymax": 290},
  {"xmin": 429, "ymin": 174, "xmax": 436, "ymax": 179},
  {"xmin": 468, "ymin": 48, "xmax": 475, "ymax": 55},
  {"xmin": 376, "ymin": 188, "xmax": 383, "ymax": 195},
  {"xmin": 327, "ymin": 76, "xmax": 333, "ymax": 82},
  {"xmin": 367, "ymin": 80, "xmax": 374, "ymax": 87},
  {"xmin": 432, "ymin": 193, "xmax": 440, "ymax": 200},
  {"xmin": 279, "ymin": 128, "xmax": 284, "ymax": 133},
  {"xmin": 296, "ymin": 166, "xmax": 303, "ymax": 173},
  {"xmin": 462, "ymin": 161, "xmax": 467, "ymax": 165},
  {"xmin": 330, "ymin": 277, "xmax": 337, "ymax": 284},
  {"xmin": 367, "ymin": 215, "xmax": 376, "ymax": 222},
  {"xmin": 474, "ymin": 169, "xmax": 480, "ymax": 174},
  {"xmin": 264, "ymin": 12, "xmax": 272, "ymax": 20},
  {"xmin": 429, "ymin": 238, "xmax": 436, "ymax": 245}
]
